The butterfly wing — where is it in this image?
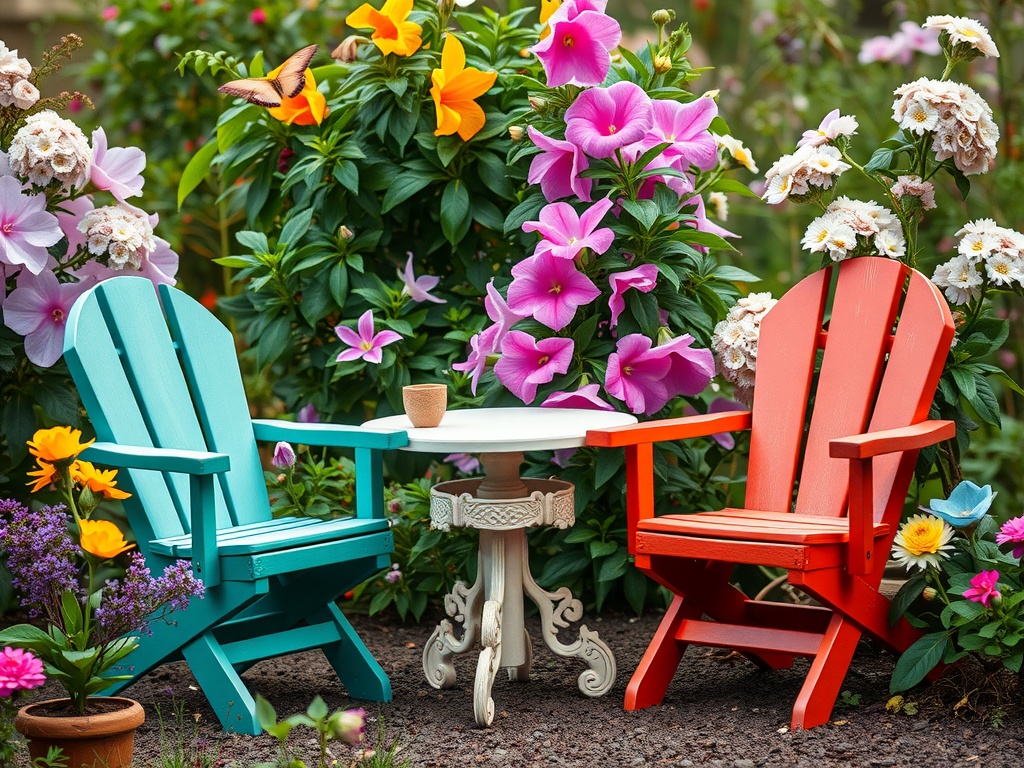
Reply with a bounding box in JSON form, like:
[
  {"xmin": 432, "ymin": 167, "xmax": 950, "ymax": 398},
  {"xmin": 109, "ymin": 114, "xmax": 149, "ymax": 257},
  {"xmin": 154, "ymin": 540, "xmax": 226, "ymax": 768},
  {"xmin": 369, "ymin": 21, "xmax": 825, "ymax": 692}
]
[
  {"xmin": 217, "ymin": 78, "xmax": 283, "ymax": 108},
  {"xmin": 274, "ymin": 44, "xmax": 319, "ymax": 99}
]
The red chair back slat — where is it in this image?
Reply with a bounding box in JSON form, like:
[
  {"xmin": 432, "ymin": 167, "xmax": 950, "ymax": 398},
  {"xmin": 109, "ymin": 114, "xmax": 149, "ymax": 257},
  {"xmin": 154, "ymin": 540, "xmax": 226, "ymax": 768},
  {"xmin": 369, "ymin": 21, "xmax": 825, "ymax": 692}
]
[
  {"xmin": 745, "ymin": 268, "xmax": 830, "ymax": 513},
  {"xmin": 794, "ymin": 259, "xmax": 906, "ymax": 517}
]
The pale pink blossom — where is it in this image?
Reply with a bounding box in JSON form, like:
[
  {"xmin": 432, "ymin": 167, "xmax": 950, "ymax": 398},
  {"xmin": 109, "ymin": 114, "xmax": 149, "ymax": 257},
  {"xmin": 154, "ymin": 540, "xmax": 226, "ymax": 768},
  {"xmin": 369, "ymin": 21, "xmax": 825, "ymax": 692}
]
[
  {"xmin": 398, "ymin": 252, "xmax": 445, "ymax": 304},
  {"xmin": 2, "ymin": 269, "xmax": 90, "ymax": 367},
  {"xmin": 90, "ymin": 127, "xmax": 146, "ymax": 202},
  {"xmin": 334, "ymin": 309, "xmax": 402, "ymax": 364}
]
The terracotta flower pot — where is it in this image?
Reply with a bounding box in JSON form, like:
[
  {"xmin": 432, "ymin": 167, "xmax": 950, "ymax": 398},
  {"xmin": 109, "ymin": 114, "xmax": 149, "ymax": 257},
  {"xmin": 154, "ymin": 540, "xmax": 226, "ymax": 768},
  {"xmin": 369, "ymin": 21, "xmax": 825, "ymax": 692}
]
[
  {"xmin": 403, "ymin": 383, "xmax": 448, "ymax": 428},
  {"xmin": 15, "ymin": 697, "xmax": 145, "ymax": 768}
]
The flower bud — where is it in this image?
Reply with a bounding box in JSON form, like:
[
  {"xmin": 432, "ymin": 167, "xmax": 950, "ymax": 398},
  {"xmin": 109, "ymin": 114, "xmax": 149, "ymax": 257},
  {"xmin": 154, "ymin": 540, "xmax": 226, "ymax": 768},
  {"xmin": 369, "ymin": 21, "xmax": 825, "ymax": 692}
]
[
  {"xmin": 701, "ymin": 88, "xmax": 720, "ymax": 101},
  {"xmin": 339, "ymin": 225, "xmax": 355, "ymax": 241},
  {"xmin": 922, "ymin": 587, "xmax": 938, "ymax": 600},
  {"xmin": 386, "ymin": 566, "xmax": 402, "ymax": 583},
  {"xmin": 332, "ymin": 35, "xmax": 368, "ymax": 63},
  {"xmin": 528, "ymin": 95, "xmax": 547, "ymax": 112},
  {"xmin": 508, "ymin": 125, "xmax": 525, "ymax": 141},
  {"xmin": 651, "ymin": 9, "xmax": 675, "ymax": 26},
  {"xmin": 330, "ymin": 707, "xmax": 366, "ymax": 744},
  {"xmin": 653, "ymin": 55, "xmax": 672, "ymax": 74},
  {"xmin": 272, "ymin": 441, "xmax": 296, "ymax": 469},
  {"xmin": 437, "ymin": 0, "xmax": 455, "ymax": 19}
]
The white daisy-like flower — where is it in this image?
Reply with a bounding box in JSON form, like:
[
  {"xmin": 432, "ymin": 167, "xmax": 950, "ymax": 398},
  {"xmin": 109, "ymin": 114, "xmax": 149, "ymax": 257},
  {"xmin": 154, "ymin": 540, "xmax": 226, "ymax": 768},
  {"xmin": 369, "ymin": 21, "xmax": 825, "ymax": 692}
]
[
  {"xmin": 721, "ymin": 347, "xmax": 746, "ymax": 370},
  {"xmin": 801, "ymin": 217, "xmax": 834, "ymax": 253},
  {"xmin": 901, "ymin": 96, "xmax": 940, "ymax": 135},
  {"xmin": 712, "ymin": 292, "xmax": 777, "ymax": 406},
  {"xmin": 958, "ymin": 230, "xmax": 999, "ymax": 263},
  {"xmin": 827, "ymin": 224, "xmax": 858, "ymax": 261},
  {"xmin": 874, "ymin": 228, "xmax": 906, "ymax": 260},
  {"xmin": 956, "ymin": 218, "xmax": 999, "ymax": 239},
  {"xmin": 8, "ymin": 110, "xmax": 91, "ymax": 193},
  {"xmin": 707, "ymin": 191, "xmax": 728, "ymax": 221},
  {"xmin": 763, "ymin": 172, "xmax": 793, "ymax": 205},
  {"xmin": 891, "ymin": 513, "xmax": 956, "ymax": 571},
  {"xmin": 78, "ymin": 204, "xmax": 157, "ymax": 271},
  {"xmin": 984, "ymin": 252, "xmax": 1023, "ymax": 286},
  {"xmin": 923, "ymin": 15, "xmax": 999, "ymax": 58},
  {"xmin": 940, "ymin": 254, "xmax": 983, "ymax": 304}
]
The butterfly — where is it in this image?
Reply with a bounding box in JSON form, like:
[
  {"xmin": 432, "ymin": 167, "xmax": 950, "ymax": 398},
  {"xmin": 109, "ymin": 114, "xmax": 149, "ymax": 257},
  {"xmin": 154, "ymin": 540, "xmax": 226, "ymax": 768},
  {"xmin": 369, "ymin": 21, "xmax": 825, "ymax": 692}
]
[{"xmin": 217, "ymin": 44, "xmax": 318, "ymax": 108}]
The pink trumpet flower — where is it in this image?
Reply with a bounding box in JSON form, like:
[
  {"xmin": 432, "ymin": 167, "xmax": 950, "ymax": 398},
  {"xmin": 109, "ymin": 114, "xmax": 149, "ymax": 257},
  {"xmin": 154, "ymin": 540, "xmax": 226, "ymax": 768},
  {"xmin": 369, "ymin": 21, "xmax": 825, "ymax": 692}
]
[
  {"xmin": 522, "ymin": 197, "xmax": 615, "ymax": 261},
  {"xmin": 90, "ymin": 128, "xmax": 146, "ymax": 202},
  {"xmin": 494, "ymin": 331, "xmax": 574, "ymax": 404},
  {"xmin": 527, "ymin": 127, "xmax": 592, "ymax": 203},
  {"xmin": 608, "ymin": 264, "xmax": 659, "ymax": 327},
  {"xmin": 506, "ymin": 252, "xmax": 601, "ymax": 331},
  {"xmin": 564, "ymin": 81, "xmax": 653, "ymax": 159},
  {"xmin": 334, "ymin": 309, "xmax": 402, "ymax": 364},
  {"xmin": 541, "ymin": 383, "xmax": 614, "ymax": 410},
  {"xmin": 399, "ymin": 252, "xmax": 446, "ymax": 304},
  {"xmin": 530, "ymin": 1, "xmax": 621, "ymax": 87}
]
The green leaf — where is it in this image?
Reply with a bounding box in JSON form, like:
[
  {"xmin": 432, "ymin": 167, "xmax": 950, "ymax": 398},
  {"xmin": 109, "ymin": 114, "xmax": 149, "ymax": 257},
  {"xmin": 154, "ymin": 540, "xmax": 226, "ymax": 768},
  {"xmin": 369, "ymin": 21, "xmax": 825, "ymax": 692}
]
[
  {"xmin": 440, "ymin": 180, "xmax": 471, "ymax": 245},
  {"xmin": 280, "ymin": 208, "xmax": 314, "ymax": 248},
  {"xmin": 236, "ymin": 230, "xmax": 269, "ymax": 253},
  {"xmin": 950, "ymin": 366, "xmax": 976, "ymax": 403},
  {"xmin": 594, "ymin": 447, "xmax": 622, "ymax": 489},
  {"xmin": 256, "ymin": 316, "xmax": 291, "ymax": 370},
  {"xmin": 713, "ymin": 265, "xmax": 761, "ymax": 284},
  {"xmin": 589, "ymin": 540, "xmax": 618, "ymax": 558},
  {"xmin": 598, "ymin": 549, "xmax": 630, "ymax": 582},
  {"xmin": 620, "ymin": 199, "xmax": 659, "ymax": 231},
  {"xmin": 887, "ymin": 570, "xmax": 927, "ymax": 626},
  {"xmin": 890, "ymin": 631, "xmax": 949, "ymax": 692},
  {"xmin": 968, "ymin": 373, "xmax": 1000, "ymax": 427},
  {"xmin": 381, "ymin": 172, "xmax": 436, "ymax": 214},
  {"xmin": 947, "ymin": 599, "xmax": 986, "ymax": 621},
  {"xmin": 708, "ymin": 178, "xmax": 759, "ymax": 198},
  {"xmin": 623, "ymin": 567, "xmax": 648, "ymax": 616},
  {"xmin": 563, "ymin": 528, "xmax": 598, "ymax": 544},
  {"xmin": 864, "ymin": 147, "xmax": 896, "ymax": 174},
  {"xmin": 306, "ymin": 695, "xmax": 329, "ymax": 721},
  {"xmin": 177, "ymin": 138, "xmax": 219, "ymax": 208},
  {"xmin": 368, "ymin": 589, "xmax": 392, "ymax": 616}
]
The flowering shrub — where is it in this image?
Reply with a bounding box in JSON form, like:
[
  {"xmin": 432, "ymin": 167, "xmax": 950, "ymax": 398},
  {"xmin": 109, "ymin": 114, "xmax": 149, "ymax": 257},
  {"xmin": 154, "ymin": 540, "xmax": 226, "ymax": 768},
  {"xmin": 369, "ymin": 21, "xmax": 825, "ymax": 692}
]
[
  {"xmin": 254, "ymin": 694, "xmax": 370, "ymax": 768},
  {"xmin": 757, "ymin": 14, "xmax": 1022, "ymax": 494},
  {"xmin": 0, "ymin": 426, "xmax": 203, "ymax": 714},
  {"xmin": 0, "ymin": 646, "xmax": 45, "ymax": 766},
  {"xmin": 888, "ymin": 480, "xmax": 1024, "ymax": 693},
  {"xmin": 0, "ymin": 36, "xmax": 177, "ymax": 500}
]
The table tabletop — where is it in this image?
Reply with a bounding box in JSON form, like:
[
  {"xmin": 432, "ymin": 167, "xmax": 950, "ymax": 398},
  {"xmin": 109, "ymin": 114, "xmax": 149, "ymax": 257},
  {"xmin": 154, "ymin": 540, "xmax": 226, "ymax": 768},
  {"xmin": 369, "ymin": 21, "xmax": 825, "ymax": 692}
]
[{"xmin": 362, "ymin": 407, "xmax": 637, "ymax": 453}]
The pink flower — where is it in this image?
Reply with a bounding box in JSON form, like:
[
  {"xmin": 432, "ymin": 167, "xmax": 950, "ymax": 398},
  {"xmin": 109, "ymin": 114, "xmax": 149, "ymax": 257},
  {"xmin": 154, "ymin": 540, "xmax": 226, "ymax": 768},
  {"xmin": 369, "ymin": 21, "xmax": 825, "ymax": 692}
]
[
  {"xmin": 608, "ymin": 264, "xmax": 658, "ymax": 327},
  {"xmin": 962, "ymin": 570, "xmax": 1001, "ymax": 607},
  {"xmin": 530, "ymin": 2, "xmax": 621, "ymax": 87},
  {"xmin": 564, "ymin": 82, "xmax": 653, "ymax": 159},
  {"xmin": 445, "ymin": 453, "xmax": 481, "ymax": 473},
  {"xmin": 527, "ymin": 127, "xmax": 592, "ymax": 203},
  {"xmin": 0, "ymin": 175, "xmax": 64, "ymax": 276},
  {"xmin": 250, "ymin": 7, "xmax": 267, "ymax": 24},
  {"xmin": 334, "ymin": 309, "xmax": 402, "ymax": 364},
  {"xmin": 452, "ymin": 326, "xmax": 496, "ymax": 394},
  {"xmin": 3, "ymin": 270, "xmax": 89, "ymax": 368},
  {"xmin": 494, "ymin": 331, "xmax": 573, "ymax": 404},
  {"xmin": 541, "ymin": 383, "xmax": 614, "ymax": 410},
  {"xmin": 605, "ymin": 333, "xmax": 672, "ymax": 415},
  {"xmin": 635, "ymin": 97, "xmax": 719, "ymax": 171},
  {"xmin": 399, "ymin": 253, "xmax": 445, "ymax": 304},
  {"xmin": 55, "ymin": 196, "xmax": 94, "ymax": 258},
  {"xmin": 682, "ymin": 194, "xmax": 737, "ymax": 239},
  {"xmin": 484, "ymin": 278, "xmax": 523, "ymax": 341},
  {"xmin": 522, "ymin": 197, "xmax": 615, "ymax": 261},
  {"xmin": 506, "ymin": 252, "xmax": 601, "ymax": 331},
  {"xmin": 997, "ymin": 516, "xmax": 1024, "ymax": 558},
  {"xmin": 90, "ymin": 128, "xmax": 146, "ymax": 202},
  {"xmin": 656, "ymin": 333, "xmax": 715, "ymax": 397},
  {"xmin": 271, "ymin": 441, "xmax": 296, "ymax": 469},
  {"xmin": 892, "ymin": 21, "xmax": 941, "ymax": 61},
  {"xmin": 0, "ymin": 647, "xmax": 46, "ymax": 696},
  {"xmin": 797, "ymin": 109, "xmax": 859, "ymax": 148},
  {"xmin": 102, "ymin": 5, "xmax": 119, "ymax": 20},
  {"xmin": 683, "ymin": 397, "xmax": 747, "ymax": 450},
  {"xmin": 297, "ymin": 403, "xmax": 319, "ymax": 423}
]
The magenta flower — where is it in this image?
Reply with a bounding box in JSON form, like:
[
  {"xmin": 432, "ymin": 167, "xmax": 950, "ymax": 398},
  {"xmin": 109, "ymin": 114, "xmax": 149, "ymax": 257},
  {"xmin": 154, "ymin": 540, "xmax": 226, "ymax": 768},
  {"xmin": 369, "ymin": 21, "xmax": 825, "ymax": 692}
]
[
  {"xmin": 527, "ymin": 127, "xmax": 592, "ymax": 203},
  {"xmin": 635, "ymin": 97, "xmax": 719, "ymax": 172},
  {"xmin": 564, "ymin": 82, "xmax": 653, "ymax": 159},
  {"xmin": 272, "ymin": 441, "xmax": 296, "ymax": 469},
  {"xmin": 334, "ymin": 309, "xmax": 402, "ymax": 364},
  {"xmin": 250, "ymin": 7, "xmax": 267, "ymax": 24},
  {"xmin": 399, "ymin": 252, "xmax": 446, "ymax": 304},
  {"xmin": 452, "ymin": 326, "xmax": 496, "ymax": 395},
  {"xmin": 657, "ymin": 333, "xmax": 716, "ymax": 397},
  {"xmin": 484, "ymin": 278, "xmax": 522, "ymax": 341},
  {"xmin": 605, "ymin": 333, "xmax": 673, "ymax": 415},
  {"xmin": 541, "ymin": 383, "xmax": 614, "ymax": 411},
  {"xmin": 91, "ymin": 128, "xmax": 146, "ymax": 202},
  {"xmin": 3, "ymin": 270, "xmax": 89, "ymax": 367},
  {"xmin": 682, "ymin": 194, "xmax": 737, "ymax": 239},
  {"xmin": 530, "ymin": 2, "xmax": 621, "ymax": 87},
  {"xmin": 683, "ymin": 397, "xmax": 747, "ymax": 450},
  {"xmin": 608, "ymin": 264, "xmax": 659, "ymax": 327},
  {"xmin": 506, "ymin": 253, "xmax": 601, "ymax": 331},
  {"xmin": 522, "ymin": 197, "xmax": 615, "ymax": 261},
  {"xmin": 0, "ymin": 647, "xmax": 46, "ymax": 696},
  {"xmin": 963, "ymin": 570, "xmax": 1001, "ymax": 607},
  {"xmin": 997, "ymin": 516, "xmax": 1024, "ymax": 558},
  {"xmin": 445, "ymin": 453, "xmax": 481, "ymax": 474},
  {"xmin": 494, "ymin": 331, "xmax": 574, "ymax": 404},
  {"xmin": 0, "ymin": 175, "xmax": 63, "ymax": 276},
  {"xmin": 297, "ymin": 403, "xmax": 319, "ymax": 423}
]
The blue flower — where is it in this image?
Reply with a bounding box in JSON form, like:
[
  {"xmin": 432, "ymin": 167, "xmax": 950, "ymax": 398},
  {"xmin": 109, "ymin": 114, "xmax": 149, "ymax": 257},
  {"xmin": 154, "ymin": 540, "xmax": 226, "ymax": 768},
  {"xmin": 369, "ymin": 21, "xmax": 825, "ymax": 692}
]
[{"xmin": 928, "ymin": 481, "xmax": 997, "ymax": 528}]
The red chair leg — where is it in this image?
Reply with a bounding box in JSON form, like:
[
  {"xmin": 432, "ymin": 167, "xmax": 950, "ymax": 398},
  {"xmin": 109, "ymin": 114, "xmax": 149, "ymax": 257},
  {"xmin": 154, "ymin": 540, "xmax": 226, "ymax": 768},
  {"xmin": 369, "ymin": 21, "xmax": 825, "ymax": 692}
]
[
  {"xmin": 791, "ymin": 614, "xmax": 861, "ymax": 730},
  {"xmin": 626, "ymin": 594, "xmax": 692, "ymax": 710}
]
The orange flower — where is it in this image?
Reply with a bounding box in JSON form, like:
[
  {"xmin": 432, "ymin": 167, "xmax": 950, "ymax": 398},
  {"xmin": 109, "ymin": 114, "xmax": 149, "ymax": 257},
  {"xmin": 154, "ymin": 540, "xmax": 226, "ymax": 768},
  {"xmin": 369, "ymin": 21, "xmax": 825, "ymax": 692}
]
[
  {"xmin": 26, "ymin": 462, "xmax": 57, "ymax": 493},
  {"xmin": 539, "ymin": 0, "xmax": 562, "ymax": 40},
  {"xmin": 430, "ymin": 35, "xmax": 497, "ymax": 141},
  {"xmin": 345, "ymin": 0, "xmax": 422, "ymax": 57},
  {"xmin": 27, "ymin": 426, "xmax": 94, "ymax": 466},
  {"xmin": 79, "ymin": 518, "xmax": 134, "ymax": 560},
  {"xmin": 71, "ymin": 460, "xmax": 132, "ymax": 500},
  {"xmin": 267, "ymin": 68, "xmax": 328, "ymax": 126}
]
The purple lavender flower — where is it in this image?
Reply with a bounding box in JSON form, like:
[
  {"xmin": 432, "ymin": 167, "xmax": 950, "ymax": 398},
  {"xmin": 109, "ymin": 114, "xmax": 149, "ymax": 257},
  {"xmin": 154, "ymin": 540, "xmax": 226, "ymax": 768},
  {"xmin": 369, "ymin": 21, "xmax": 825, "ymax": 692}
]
[{"xmin": 0, "ymin": 502, "xmax": 79, "ymax": 624}]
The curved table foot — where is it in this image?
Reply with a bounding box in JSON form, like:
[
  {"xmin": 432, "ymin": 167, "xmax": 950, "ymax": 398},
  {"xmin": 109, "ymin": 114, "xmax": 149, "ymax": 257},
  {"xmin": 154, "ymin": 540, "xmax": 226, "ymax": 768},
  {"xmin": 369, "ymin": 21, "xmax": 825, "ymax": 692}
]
[
  {"xmin": 474, "ymin": 601, "xmax": 502, "ymax": 726},
  {"xmin": 423, "ymin": 575, "xmax": 484, "ymax": 690},
  {"xmin": 520, "ymin": 542, "xmax": 616, "ymax": 698}
]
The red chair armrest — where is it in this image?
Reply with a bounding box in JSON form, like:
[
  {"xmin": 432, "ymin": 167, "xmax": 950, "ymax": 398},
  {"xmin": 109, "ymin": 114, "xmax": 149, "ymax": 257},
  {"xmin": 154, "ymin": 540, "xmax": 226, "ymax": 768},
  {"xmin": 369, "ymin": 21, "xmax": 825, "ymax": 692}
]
[
  {"xmin": 829, "ymin": 420, "xmax": 955, "ymax": 459},
  {"xmin": 586, "ymin": 410, "xmax": 752, "ymax": 448}
]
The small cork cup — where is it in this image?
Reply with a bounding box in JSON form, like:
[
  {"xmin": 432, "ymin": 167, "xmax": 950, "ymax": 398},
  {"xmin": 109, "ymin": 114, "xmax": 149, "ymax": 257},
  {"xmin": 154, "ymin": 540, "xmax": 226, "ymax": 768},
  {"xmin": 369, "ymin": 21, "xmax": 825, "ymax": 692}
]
[{"xmin": 402, "ymin": 384, "xmax": 448, "ymax": 428}]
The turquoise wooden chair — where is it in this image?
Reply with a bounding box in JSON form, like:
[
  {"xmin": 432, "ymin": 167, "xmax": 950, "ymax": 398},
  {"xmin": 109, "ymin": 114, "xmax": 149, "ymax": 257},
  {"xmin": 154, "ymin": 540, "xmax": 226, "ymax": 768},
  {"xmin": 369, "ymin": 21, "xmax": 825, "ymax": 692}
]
[{"xmin": 63, "ymin": 276, "xmax": 408, "ymax": 734}]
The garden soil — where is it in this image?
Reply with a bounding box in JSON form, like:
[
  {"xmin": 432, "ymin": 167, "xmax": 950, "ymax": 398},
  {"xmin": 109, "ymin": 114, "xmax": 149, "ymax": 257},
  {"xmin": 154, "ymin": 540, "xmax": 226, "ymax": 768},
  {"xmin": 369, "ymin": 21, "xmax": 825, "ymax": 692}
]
[{"xmin": 16, "ymin": 609, "xmax": 1024, "ymax": 768}]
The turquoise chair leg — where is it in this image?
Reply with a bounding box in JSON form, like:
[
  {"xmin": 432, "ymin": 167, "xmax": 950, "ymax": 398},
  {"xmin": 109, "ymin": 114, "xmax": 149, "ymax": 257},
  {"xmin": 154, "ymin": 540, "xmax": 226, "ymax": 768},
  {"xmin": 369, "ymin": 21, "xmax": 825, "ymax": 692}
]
[
  {"xmin": 182, "ymin": 632, "xmax": 260, "ymax": 735},
  {"xmin": 314, "ymin": 601, "xmax": 392, "ymax": 702}
]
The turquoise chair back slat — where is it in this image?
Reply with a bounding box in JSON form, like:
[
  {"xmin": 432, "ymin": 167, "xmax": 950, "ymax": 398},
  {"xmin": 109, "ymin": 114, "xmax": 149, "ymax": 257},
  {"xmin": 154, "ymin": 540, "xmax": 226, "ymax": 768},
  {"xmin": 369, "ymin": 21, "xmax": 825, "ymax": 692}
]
[{"xmin": 162, "ymin": 285, "xmax": 269, "ymax": 526}]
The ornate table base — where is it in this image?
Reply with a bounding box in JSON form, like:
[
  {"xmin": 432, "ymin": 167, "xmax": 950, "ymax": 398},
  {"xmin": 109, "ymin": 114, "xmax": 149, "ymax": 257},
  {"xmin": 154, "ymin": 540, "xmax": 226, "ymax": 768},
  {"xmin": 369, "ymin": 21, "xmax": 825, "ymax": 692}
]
[{"xmin": 423, "ymin": 457, "xmax": 616, "ymax": 726}]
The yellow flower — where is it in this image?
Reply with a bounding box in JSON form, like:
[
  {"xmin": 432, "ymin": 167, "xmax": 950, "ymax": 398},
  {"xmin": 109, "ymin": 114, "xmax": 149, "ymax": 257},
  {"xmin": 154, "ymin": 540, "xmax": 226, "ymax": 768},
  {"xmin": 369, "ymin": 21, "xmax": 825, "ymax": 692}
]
[
  {"xmin": 79, "ymin": 518, "xmax": 134, "ymax": 560},
  {"xmin": 891, "ymin": 513, "xmax": 955, "ymax": 571},
  {"xmin": 26, "ymin": 462, "xmax": 58, "ymax": 493},
  {"xmin": 27, "ymin": 426, "xmax": 94, "ymax": 466},
  {"xmin": 267, "ymin": 67, "xmax": 328, "ymax": 126},
  {"xmin": 71, "ymin": 460, "xmax": 132, "ymax": 500},
  {"xmin": 430, "ymin": 35, "xmax": 497, "ymax": 141},
  {"xmin": 345, "ymin": 0, "xmax": 422, "ymax": 57},
  {"xmin": 539, "ymin": 0, "xmax": 562, "ymax": 40}
]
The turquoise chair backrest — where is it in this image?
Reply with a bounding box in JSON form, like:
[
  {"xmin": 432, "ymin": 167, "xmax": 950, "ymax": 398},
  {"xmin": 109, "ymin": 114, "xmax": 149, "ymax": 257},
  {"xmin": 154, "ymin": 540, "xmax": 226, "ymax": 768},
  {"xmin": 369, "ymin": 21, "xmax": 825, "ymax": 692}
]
[{"xmin": 64, "ymin": 277, "xmax": 271, "ymax": 543}]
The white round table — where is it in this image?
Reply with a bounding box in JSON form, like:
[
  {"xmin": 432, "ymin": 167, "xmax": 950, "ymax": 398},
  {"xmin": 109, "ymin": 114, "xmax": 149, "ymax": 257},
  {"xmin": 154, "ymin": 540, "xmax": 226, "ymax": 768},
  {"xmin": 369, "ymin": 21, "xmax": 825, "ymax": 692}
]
[{"xmin": 363, "ymin": 407, "xmax": 636, "ymax": 725}]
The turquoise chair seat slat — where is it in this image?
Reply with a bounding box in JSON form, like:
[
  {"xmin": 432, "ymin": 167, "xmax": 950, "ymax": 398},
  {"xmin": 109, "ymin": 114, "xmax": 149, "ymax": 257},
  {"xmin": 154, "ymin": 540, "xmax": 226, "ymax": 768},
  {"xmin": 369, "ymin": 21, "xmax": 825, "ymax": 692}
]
[
  {"xmin": 62, "ymin": 276, "xmax": 406, "ymax": 735},
  {"xmin": 151, "ymin": 516, "xmax": 390, "ymax": 557}
]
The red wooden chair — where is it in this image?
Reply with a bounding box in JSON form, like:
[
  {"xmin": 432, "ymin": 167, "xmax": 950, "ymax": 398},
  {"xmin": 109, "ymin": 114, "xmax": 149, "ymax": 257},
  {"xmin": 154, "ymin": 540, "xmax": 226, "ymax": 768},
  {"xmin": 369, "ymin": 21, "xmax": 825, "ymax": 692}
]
[{"xmin": 586, "ymin": 257, "xmax": 955, "ymax": 730}]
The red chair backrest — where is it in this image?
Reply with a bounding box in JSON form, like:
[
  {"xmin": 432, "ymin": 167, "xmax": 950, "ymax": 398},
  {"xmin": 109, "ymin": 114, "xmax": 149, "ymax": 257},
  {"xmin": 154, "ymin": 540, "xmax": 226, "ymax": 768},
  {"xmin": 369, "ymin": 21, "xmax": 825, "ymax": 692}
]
[{"xmin": 745, "ymin": 258, "xmax": 954, "ymax": 526}]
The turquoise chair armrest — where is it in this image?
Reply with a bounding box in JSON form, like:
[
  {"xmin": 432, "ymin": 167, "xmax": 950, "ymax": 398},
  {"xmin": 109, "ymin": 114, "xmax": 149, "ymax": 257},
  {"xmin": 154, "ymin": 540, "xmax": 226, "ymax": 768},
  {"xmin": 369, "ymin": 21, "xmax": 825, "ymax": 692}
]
[
  {"xmin": 82, "ymin": 442, "xmax": 227, "ymax": 587},
  {"xmin": 251, "ymin": 419, "xmax": 408, "ymax": 450}
]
